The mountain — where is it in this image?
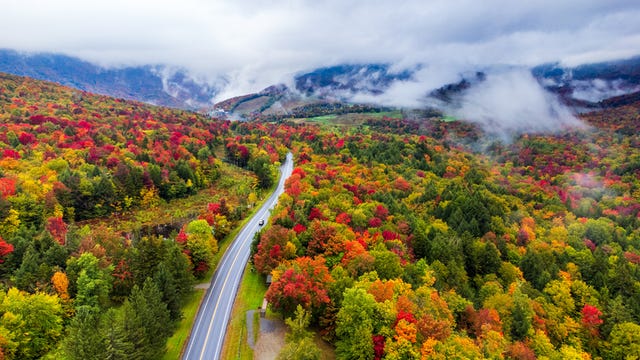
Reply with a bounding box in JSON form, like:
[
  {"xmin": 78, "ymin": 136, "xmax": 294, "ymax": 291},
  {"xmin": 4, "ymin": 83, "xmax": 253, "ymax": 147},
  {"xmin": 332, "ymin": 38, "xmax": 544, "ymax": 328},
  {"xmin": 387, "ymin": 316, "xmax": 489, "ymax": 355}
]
[
  {"xmin": 532, "ymin": 56, "xmax": 640, "ymax": 105},
  {"xmin": 211, "ymin": 64, "xmax": 408, "ymax": 120},
  {"xmin": 2, "ymin": 48, "xmax": 639, "ymax": 117},
  {"xmin": 294, "ymin": 64, "xmax": 413, "ymax": 96},
  {"xmin": 0, "ymin": 49, "xmax": 221, "ymax": 109}
]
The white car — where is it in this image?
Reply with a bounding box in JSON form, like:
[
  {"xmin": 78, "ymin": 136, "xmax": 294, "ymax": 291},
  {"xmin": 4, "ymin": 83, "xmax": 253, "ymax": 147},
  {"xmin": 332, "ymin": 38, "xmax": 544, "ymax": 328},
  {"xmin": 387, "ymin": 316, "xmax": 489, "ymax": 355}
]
[{"xmin": 258, "ymin": 219, "xmax": 264, "ymax": 226}]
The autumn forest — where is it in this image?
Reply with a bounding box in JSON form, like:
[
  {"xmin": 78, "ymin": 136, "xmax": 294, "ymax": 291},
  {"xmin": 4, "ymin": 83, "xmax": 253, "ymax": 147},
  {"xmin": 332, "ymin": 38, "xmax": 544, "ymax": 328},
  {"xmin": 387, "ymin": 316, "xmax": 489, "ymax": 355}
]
[{"xmin": 1, "ymin": 72, "xmax": 640, "ymax": 359}]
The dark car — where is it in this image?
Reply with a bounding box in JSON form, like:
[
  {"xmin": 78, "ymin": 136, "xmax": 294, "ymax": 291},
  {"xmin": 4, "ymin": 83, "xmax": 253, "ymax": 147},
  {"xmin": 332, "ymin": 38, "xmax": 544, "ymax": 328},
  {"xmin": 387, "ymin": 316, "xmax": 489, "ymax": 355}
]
[{"xmin": 258, "ymin": 219, "xmax": 264, "ymax": 226}]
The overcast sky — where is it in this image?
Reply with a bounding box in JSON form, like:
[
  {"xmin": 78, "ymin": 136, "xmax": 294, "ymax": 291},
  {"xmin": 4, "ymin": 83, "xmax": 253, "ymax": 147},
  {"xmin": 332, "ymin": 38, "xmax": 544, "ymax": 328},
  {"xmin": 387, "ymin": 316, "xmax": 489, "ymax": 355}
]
[{"xmin": 1, "ymin": 0, "xmax": 639, "ymax": 96}]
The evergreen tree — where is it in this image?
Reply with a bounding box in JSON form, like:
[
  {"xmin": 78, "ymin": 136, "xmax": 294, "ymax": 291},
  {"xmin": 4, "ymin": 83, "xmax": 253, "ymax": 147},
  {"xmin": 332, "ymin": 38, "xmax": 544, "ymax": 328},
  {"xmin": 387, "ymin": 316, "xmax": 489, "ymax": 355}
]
[
  {"xmin": 63, "ymin": 306, "xmax": 106, "ymax": 359},
  {"xmin": 162, "ymin": 242, "xmax": 194, "ymax": 299},
  {"xmin": 122, "ymin": 278, "xmax": 171, "ymax": 360},
  {"xmin": 511, "ymin": 291, "xmax": 533, "ymax": 341},
  {"xmin": 130, "ymin": 236, "xmax": 166, "ymax": 287},
  {"xmin": 12, "ymin": 245, "xmax": 39, "ymax": 292},
  {"xmin": 101, "ymin": 308, "xmax": 133, "ymax": 360},
  {"xmin": 154, "ymin": 262, "xmax": 181, "ymax": 321}
]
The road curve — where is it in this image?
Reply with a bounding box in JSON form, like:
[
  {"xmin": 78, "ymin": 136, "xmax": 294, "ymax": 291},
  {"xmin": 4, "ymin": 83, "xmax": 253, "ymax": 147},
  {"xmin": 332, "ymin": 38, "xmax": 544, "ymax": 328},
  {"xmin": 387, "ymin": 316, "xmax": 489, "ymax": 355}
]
[{"xmin": 182, "ymin": 152, "xmax": 294, "ymax": 360}]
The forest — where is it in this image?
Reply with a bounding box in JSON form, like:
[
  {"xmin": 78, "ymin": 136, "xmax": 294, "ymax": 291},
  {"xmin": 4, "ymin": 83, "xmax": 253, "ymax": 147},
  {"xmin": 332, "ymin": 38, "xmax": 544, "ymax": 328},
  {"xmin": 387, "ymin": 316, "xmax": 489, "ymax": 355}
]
[
  {"xmin": 0, "ymin": 73, "xmax": 287, "ymax": 359},
  {"xmin": 1, "ymin": 71, "xmax": 640, "ymax": 359},
  {"xmin": 252, "ymin": 104, "xmax": 640, "ymax": 358}
]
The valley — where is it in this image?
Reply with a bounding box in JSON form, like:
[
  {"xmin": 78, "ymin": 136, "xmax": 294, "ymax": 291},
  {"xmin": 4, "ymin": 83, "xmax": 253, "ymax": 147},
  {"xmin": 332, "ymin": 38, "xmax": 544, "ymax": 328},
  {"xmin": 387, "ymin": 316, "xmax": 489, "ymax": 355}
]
[{"xmin": 0, "ymin": 66, "xmax": 639, "ymax": 359}]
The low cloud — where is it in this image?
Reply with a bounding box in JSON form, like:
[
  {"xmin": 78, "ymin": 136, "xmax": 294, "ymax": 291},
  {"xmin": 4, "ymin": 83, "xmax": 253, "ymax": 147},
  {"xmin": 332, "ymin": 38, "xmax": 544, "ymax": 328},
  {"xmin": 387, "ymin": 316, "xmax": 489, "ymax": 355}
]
[
  {"xmin": 338, "ymin": 66, "xmax": 585, "ymax": 138},
  {"xmin": 571, "ymin": 79, "xmax": 640, "ymax": 102},
  {"xmin": 452, "ymin": 69, "xmax": 585, "ymax": 138}
]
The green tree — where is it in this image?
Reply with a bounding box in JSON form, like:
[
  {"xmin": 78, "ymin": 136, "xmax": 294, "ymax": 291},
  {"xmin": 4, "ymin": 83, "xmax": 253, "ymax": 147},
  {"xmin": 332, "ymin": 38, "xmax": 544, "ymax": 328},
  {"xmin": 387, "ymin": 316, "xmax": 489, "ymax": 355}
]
[
  {"xmin": 249, "ymin": 153, "xmax": 275, "ymax": 189},
  {"xmin": 0, "ymin": 288, "xmax": 64, "ymax": 359},
  {"xmin": 100, "ymin": 308, "xmax": 133, "ymax": 360},
  {"xmin": 277, "ymin": 305, "xmax": 321, "ymax": 360},
  {"xmin": 607, "ymin": 322, "xmax": 640, "ymax": 359},
  {"xmin": 62, "ymin": 306, "xmax": 106, "ymax": 359},
  {"xmin": 510, "ymin": 290, "xmax": 533, "ymax": 341},
  {"xmin": 185, "ymin": 219, "xmax": 217, "ymax": 277},
  {"xmin": 335, "ymin": 288, "xmax": 377, "ymax": 360},
  {"xmin": 130, "ymin": 235, "xmax": 166, "ymax": 287},
  {"xmin": 122, "ymin": 278, "xmax": 171, "ymax": 360},
  {"xmin": 12, "ymin": 244, "xmax": 40, "ymax": 291},
  {"xmin": 370, "ymin": 243, "xmax": 403, "ymax": 280},
  {"xmin": 154, "ymin": 262, "xmax": 181, "ymax": 321},
  {"xmin": 68, "ymin": 253, "xmax": 112, "ymax": 310},
  {"xmin": 159, "ymin": 241, "xmax": 193, "ymax": 308}
]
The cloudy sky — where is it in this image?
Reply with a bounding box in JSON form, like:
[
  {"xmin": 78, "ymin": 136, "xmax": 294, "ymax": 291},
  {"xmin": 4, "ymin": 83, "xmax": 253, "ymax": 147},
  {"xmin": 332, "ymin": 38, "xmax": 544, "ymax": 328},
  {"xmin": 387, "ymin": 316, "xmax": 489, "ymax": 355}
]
[
  {"xmin": 0, "ymin": 0, "xmax": 639, "ymax": 120},
  {"xmin": 2, "ymin": 1, "xmax": 638, "ymax": 77}
]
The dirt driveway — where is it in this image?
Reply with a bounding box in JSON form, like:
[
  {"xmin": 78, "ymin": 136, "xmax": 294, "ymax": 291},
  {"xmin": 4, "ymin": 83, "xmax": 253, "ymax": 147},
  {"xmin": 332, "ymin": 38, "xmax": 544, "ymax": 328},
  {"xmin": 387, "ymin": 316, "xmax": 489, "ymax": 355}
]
[{"xmin": 250, "ymin": 313, "xmax": 286, "ymax": 360}]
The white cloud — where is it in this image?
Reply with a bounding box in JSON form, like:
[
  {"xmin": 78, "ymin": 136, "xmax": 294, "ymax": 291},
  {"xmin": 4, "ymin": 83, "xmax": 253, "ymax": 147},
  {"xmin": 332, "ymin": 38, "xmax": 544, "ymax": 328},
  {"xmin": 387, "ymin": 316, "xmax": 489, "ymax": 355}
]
[
  {"xmin": 0, "ymin": 0, "xmax": 639, "ymax": 98},
  {"xmin": 453, "ymin": 68, "xmax": 585, "ymax": 138}
]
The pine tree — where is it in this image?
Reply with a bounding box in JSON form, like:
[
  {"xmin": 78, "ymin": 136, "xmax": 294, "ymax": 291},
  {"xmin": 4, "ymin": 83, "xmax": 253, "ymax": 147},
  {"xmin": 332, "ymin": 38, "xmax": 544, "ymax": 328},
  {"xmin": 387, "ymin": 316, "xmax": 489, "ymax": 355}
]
[
  {"xmin": 12, "ymin": 245, "xmax": 40, "ymax": 291},
  {"xmin": 162, "ymin": 242, "xmax": 193, "ymax": 300},
  {"xmin": 154, "ymin": 262, "xmax": 181, "ymax": 321},
  {"xmin": 63, "ymin": 306, "xmax": 106, "ymax": 359},
  {"xmin": 101, "ymin": 308, "xmax": 133, "ymax": 360},
  {"xmin": 122, "ymin": 278, "xmax": 171, "ymax": 360}
]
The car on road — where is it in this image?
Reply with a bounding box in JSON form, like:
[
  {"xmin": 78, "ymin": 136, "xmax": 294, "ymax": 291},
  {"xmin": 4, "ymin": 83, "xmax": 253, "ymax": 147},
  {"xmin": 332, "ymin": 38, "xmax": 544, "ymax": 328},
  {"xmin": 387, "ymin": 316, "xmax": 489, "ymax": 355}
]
[{"xmin": 258, "ymin": 219, "xmax": 264, "ymax": 226}]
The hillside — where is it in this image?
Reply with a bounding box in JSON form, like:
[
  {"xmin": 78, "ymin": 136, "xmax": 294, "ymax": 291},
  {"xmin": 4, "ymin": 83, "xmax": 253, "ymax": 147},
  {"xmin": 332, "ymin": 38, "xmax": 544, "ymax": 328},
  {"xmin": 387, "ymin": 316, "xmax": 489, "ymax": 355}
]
[
  {"xmin": 0, "ymin": 49, "xmax": 221, "ymax": 109},
  {"xmin": 0, "ymin": 72, "xmax": 287, "ymax": 359}
]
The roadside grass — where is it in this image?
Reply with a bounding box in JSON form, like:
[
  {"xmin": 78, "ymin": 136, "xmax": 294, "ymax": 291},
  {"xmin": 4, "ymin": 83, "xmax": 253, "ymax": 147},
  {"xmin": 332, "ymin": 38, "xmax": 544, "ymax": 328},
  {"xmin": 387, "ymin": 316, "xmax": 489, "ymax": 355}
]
[
  {"xmin": 163, "ymin": 289, "xmax": 205, "ymax": 360},
  {"xmin": 220, "ymin": 264, "xmax": 268, "ymax": 360}
]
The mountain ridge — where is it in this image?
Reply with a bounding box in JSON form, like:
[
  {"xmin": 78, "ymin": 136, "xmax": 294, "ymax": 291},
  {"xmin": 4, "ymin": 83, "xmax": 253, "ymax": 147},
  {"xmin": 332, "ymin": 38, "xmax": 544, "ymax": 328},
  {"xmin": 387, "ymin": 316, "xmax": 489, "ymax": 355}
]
[{"xmin": 2, "ymin": 49, "xmax": 640, "ymax": 118}]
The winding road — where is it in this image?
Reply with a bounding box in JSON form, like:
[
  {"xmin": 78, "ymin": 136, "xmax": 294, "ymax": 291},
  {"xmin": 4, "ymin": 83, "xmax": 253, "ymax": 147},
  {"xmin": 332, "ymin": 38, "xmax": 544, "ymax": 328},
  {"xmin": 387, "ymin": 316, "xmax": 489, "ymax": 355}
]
[{"xmin": 183, "ymin": 152, "xmax": 294, "ymax": 360}]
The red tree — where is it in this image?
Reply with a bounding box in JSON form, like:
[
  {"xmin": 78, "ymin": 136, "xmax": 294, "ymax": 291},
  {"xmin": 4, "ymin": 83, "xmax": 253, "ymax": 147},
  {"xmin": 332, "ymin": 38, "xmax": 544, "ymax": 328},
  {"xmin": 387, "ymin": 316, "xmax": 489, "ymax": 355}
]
[
  {"xmin": 0, "ymin": 237, "xmax": 14, "ymax": 263},
  {"xmin": 265, "ymin": 256, "xmax": 333, "ymax": 315},
  {"xmin": 253, "ymin": 225, "xmax": 296, "ymax": 275},
  {"xmin": 0, "ymin": 177, "xmax": 16, "ymax": 197},
  {"xmin": 46, "ymin": 217, "xmax": 68, "ymax": 245},
  {"xmin": 372, "ymin": 334, "xmax": 385, "ymax": 360},
  {"xmin": 581, "ymin": 304, "xmax": 603, "ymax": 337}
]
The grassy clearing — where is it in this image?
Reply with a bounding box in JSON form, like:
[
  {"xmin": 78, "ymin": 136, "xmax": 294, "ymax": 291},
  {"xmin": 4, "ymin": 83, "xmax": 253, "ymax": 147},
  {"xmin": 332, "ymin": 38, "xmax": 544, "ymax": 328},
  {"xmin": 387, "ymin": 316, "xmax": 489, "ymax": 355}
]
[
  {"xmin": 293, "ymin": 111, "xmax": 404, "ymax": 127},
  {"xmin": 220, "ymin": 264, "xmax": 268, "ymax": 360},
  {"xmin": 365, "ymin": 110, "xmax": 404, "ymax": 119},
  {"xmin": 78, "ymin": 161, "xmax": 259, "ymax": 236},
  {"xmin": 307, "ymin": 114, "xmax": 338, "ymax": 124},
  {"xmin": 163, "ymin": 289, "xmax": 205, "ymax": 360}
]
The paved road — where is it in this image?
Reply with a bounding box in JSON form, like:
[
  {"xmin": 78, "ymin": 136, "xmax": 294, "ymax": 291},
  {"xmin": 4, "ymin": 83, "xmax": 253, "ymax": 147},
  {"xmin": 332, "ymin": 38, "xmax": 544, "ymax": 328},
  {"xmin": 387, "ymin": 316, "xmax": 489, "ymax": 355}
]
[{"xmin": 183, "ymin": 153, "xmax": 294, "ymax": 360}]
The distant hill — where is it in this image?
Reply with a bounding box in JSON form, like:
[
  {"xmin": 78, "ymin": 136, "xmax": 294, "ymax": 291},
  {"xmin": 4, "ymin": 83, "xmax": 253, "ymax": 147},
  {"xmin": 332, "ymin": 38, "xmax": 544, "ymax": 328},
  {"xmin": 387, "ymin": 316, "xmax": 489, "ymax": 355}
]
[
  {"xmin": 532, "ymin": 56, "xmax": 640, "ymax": 105},
  {"xmin": 2, "ymin": 48, "xmax": 639, "ymax": 116},
  {"xmin": 0, "ymin": 49, "xmax": 221, "ymax": 109},
  {"xmin": 294, "ymin": 64, "xmax": 413, "ymax": 96}
]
